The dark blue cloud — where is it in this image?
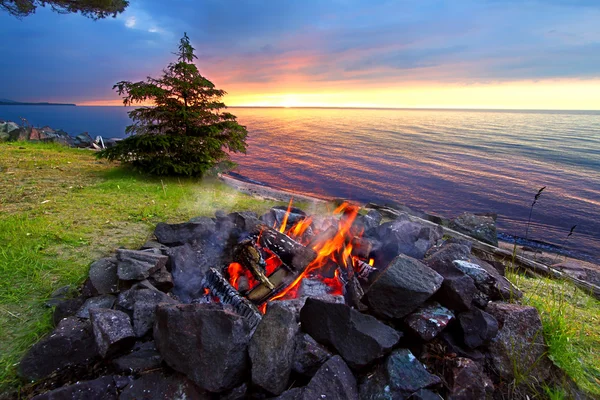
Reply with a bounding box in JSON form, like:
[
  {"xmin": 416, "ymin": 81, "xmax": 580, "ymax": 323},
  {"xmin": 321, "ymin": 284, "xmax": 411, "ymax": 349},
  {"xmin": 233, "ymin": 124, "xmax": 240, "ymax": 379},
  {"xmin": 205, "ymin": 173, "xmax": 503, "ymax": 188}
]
[{"xmin": 0, "ymin": 0, "xmax": 598, "ymax": 102}]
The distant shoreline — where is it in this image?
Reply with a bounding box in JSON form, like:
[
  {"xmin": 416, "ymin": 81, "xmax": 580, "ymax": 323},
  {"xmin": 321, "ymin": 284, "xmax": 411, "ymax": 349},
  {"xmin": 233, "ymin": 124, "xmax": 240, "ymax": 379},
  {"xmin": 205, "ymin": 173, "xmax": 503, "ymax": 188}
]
[{"xmin": 0, "ymin": 102, "xmax": 76, "ymax": 106}]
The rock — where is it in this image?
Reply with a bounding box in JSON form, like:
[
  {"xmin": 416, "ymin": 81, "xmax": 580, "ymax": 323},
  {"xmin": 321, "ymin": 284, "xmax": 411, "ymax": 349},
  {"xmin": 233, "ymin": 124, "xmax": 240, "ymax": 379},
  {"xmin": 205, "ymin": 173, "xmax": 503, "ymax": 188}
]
[
  {"xmin": 113, "ymin": 341, "xmax": 162, "ymax": 373},
  {"xmin": 292, "ymin": 332, "xmax": 333, "ymax": 377},
  {"xmin": 375, "ymin": 217, "xmax": 444, "ymax": 261},
  {"xmin": 445, "ymin": 357, "xmax": 494, "ymax": 399},
  {"xmin": 154, "ymin": 303, "xmax": 251, "ymax": 393},
  {"xmin": 130, "ymin": 287, "xmax": 178, "ymax": 337},
  {"xmin": 404, "ymin": 302, "xmax": 454, "ymax": 341},
  {"xmin": 363, "ymin": 209, "xmax": 383, "ymax": 232},
  {"xmin": 437, "ymin": 331, "xmax": 485, "ymax": 362},
  {"xmin": 167, "ymin": 243, "xmax": 212, "ymax": 303},
  {"xmin": 449, "ymin": 212, "xmax": 498, "ymax": 246},
  {"xmin": 359, "ymin": 349, "xmax": 441, "ymax": 399},
  {"xmin": 486, "ymin": 302, "xmax": 553, "ymax": 383},
  {"xmin": 297, "ymin": 278, "xmax": 346, "ymax": 303},
  {"xmin": 31, "ymin": 376, "xmax": 118, "ymax": 400},
  {"xmin": 249, "ymin": 303, "xmax": 299, "ymax": 394},
  {"xmin": 148, "ymin": 266, "xmax": 174, "ymax": 292},
  {"xmin": 0, "ymin": 131, "xmax": 9, "ymax": 142},
  {"xmin": 274, "ymin": 387, "xmax": 305, "ymax": 400},
  {"xmin": 74, "ymin": 132, "xmax": 94, "ymax": 147},
  {"xmin": 425, "ymin": 243, "xmax": 471, "ymax": 277},
  {"xmin": 300, "ymin": 298, "xmax": 401, "ymax": 369},
  {"xmin": 88, "ymin": 257, "xmax": 119, "ymax": 294},
  {"xmin": 219, "ymin": 383, "xmax": 248, "ymax": 400},
  {"xmin": 452, "ymin": 260, "xmax": 521, "ymax": 301},
  {"xmin": 302, "ymin": 355, "xmax": 358, "ymax": 400},
  {"xmin": 457, "ymin": 308, "xmax": 498, "ymax": 349},
  {"xmin": 363, "ymin": 254, "xmax": 444, "ymax": 319},
  {"xmin": 9, "ymin": 127, "xmax": 28, "ymax": 141},
  {"xmin": 89, "ymin": 308, "xmax": 135, "ymax": 358},
  {"xmin": 19, "ymin": 317, "xmax": 98, "ymax": 380},
  {"xmin": 408, "ymin": 389, "xmax": 444, "ymax": 399},
  {"xmin": 228, "ymin": 211, "xmax": 260, "ymax": 232},
  {"xmin": 120, "ymin": 371, "xmax": 208, "ymax": 400},
  {"xmin": 45, "ymin": 284, "xmax": 78, "ymax": 307},
  {"xmin": 75, "ymin": 294, "xmax": 116, "ymax": 318},
  {"xmin": 53, "ymin": 296, "xmax": 85, "ymax": 325},
  {"xmin": 140, "ymin": 240, "xmax": 170, "ymax": 252},
  {"xmin": 116, "ymin": 249, "xmax": 168, "ymax": 281},
  {"xmin": 154, "ymin": 218, "xmax": 216, "ymax": 245},
  {"xmin": 434, "ymin": 274, "xmax": 477, "ymax": 312}
]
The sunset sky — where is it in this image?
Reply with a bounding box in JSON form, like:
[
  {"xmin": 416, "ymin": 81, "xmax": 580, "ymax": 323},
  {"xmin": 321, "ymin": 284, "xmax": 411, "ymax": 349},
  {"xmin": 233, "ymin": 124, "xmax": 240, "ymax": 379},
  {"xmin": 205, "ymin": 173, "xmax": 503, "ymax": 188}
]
[{"xmin": 1, "ymin": 0, "xmax": 599, "ymax": 109}]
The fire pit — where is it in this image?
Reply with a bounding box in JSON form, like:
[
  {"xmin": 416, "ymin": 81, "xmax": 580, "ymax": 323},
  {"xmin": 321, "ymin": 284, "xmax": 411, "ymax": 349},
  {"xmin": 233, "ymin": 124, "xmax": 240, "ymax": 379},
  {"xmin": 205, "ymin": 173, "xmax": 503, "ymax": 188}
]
[{"xmin": 18, "ymin": 201, "xmax": 560, "ymax": 400}]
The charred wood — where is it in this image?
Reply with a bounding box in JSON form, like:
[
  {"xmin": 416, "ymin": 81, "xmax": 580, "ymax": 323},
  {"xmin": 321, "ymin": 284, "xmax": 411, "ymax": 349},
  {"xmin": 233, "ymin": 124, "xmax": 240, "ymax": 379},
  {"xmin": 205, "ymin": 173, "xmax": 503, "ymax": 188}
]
[
  {"xmin": 254, "ymin": 224, "xmax": 317, "ymax": 273},
  {"xmin": 233, "ymin": 239, "xmax": 274, "ymax": 290}
]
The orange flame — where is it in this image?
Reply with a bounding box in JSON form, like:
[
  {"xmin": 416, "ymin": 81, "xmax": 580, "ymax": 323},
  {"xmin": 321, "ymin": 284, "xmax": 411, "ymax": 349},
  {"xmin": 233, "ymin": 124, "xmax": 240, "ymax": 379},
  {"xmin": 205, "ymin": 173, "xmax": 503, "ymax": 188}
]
[
  {"xmin": 288, "ymin": 216, "xmax": 313, "ymax": 239},
  {"xmin": 279, "ymin": 198, "xmax": 294, "ymax": 233},
  {"xmin": 368, "ymin": 258, "xmax": 374, "ymax": 266}
]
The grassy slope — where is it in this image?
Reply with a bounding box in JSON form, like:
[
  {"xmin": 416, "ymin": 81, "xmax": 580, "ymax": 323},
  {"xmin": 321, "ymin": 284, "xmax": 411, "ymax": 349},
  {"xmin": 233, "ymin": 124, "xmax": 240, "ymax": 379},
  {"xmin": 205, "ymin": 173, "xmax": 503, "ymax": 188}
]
[{"xmin": 0, "ymin": 142, "xmax": 279, "ymax": 390}]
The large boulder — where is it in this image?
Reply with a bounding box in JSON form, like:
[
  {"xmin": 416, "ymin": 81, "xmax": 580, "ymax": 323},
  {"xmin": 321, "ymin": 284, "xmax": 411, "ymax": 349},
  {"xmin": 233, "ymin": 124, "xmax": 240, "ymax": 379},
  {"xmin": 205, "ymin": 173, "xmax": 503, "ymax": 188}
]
[
  {"xmin": 359, "ymin": 348, "xmax": 441, "ymax": 399},
  {"xmin": 449, "ymin": 212, "xmax": 498, "ymax": 246},
  {"xmin": 300, "ymin": 298, "xmax": 401, "ymax": 369},
  {"xmin": 249, "ymin": 303, "xmax": 299, "ymax": 395},
  {"xmin": 31, "ymin": 376, "xmax": 118, "ymax": 400},
  {"xmin": 19, "ymin": 317, "xmax": 98, "ymax": 380},
  {"xmin": 89, "ymin": 308, "xmax": 136, "ymax": 358},
  {"xmin": 154, "ymin": 218, "xmax": 216, "ymax": 246},
  {"xmin": 119, "ymin": 371, "xmax": 209, "ymax": 400},
  {"xmin": 154, "ymin": 303, "xmax": 252, "ymax": 393},
  {"xmin": 363, "ymin": 254, "xmax": 444, "ymax": 319},
  {"xmin": 486, "ymin": 302, "xmax": 553, "ymax": 383},
  {"xmin": 375, "ymin": 216, "xmax": 443, "ymax": 261}
]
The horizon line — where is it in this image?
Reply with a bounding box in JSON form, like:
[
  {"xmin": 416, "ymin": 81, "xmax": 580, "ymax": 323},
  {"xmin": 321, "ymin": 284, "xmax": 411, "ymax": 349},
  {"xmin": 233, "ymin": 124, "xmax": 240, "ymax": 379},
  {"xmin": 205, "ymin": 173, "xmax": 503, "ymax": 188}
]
[{"xmin": 73, "ymin": 104, "xmax": 600, "ymax": 112}]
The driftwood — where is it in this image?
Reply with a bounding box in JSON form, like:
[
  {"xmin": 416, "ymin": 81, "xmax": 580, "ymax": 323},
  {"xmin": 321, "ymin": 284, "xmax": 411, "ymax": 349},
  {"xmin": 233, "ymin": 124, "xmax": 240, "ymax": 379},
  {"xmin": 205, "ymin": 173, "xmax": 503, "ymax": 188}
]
[
  {"xmin": 368, "ymin": 206, "xmax": 600, "ymax": 300},
  {"xmin": 233, "ymin": 239, "xmax": 274, "ymax": 290}
]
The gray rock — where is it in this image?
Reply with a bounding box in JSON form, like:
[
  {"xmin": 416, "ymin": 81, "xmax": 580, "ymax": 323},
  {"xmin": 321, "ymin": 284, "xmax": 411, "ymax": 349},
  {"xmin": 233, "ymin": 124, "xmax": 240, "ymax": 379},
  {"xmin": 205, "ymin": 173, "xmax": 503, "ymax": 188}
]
[
  {"xmin": 292, "ymin": 332, "xmax": 333, "ymax": 377},
  {"xmin": 131, "ymin": 288, "xmax": 178, "ymax": 337},
  {"xmin": 364, "ymin": 209, "xmax": 383, "ymax": 232},
  {"xmin": 88, "ymin": 257, "xmax": 119, "ymax": 294},
  {"xmin": 219, "ymin": 383, "xmax": 248, "ymax": 400},
  {"xmin": 148, "ymin": 266, "xmax": 174, "ymax": 292},
  {"xmin": 116, "ymin": 249, "xmax": 168, "ymax": 281},
  {"xmin": 76, "ymin": 294, "xmax": 116, "ymax": 318},
  {"xmin": 445, "ymin": 357, "xmax": 494, "ymax": 400},
  {"xmin": 89, "ymin": 308, "xmax": 135, "ymax": 358},
  {"xmin": 408, "ymin": 389, "xmax": 444, "ymax": 399},
  {"xmin": 404, "ymin": 302, "xmax": 454, "ymax": 341},
  {"xmin": 273, "ymin": 387, "xmax": 305, "ymax": 400},
  {"xmin": 438, "ymin": 331, "xmax": 485, "ymax": 362},
  {"xmin": 31, "ymin": 376, "xmax": 118, "ymax": 400},
  {"xmin": 120, "ymin": 371, "xmax": 209, "ymax": 400},
  {"xmin": 300, "ymin": 298, "xmax": 401, "ymax": 369},
  {"xmin": 154, "ymin": 218, "xmax": 216, "ymax": 245},
  {"xmin": 113, "ymin": 341, "xmax": 162, "ymax": 374},
  {"xmin": 449, "ymin": 212, "xmax": 498, "ymax": 246},
  {"xmin": 167, "ymin": 243, "xmax": 212, "ymax": 303},
  {"xmin": 425, "ymin": 243, "xmax": 472, "ymax": 277},
  {"xmin": 486, "ymin": 302, "xmax": 553, "ymax": 383},
  {"xmin": 435, "ymin": 274, "xmax": 477, "ymax": 312},
  {"xmin": 457, "ymin": 308, "xmax": 498, "ymax": 349},
  {"xmin": 452, "ymin": 260, "xmax": 521, "ymax": 301},
  {"xmin": 19, "ymin": 317, "xmax": 98, "ymax": 380},
  {"xmin": 376, "ymin": 217, "xmax": 443, "ymax": 260},
  {"xmin": 74, "ymin": 132, "xmax": 94, "ymax": 147},
  {"xmin": 302, "ymin": 355, "xmax": 358, "ymax": 400},
  {"xmin": 228, "ymin": 211, "xmax": 260, "ymax": 231},
  {"xmin": 45, "ymin": 285, "xmax": 77, "ymax": 307},
  {"xmin": 0, "ymin": 131, "xmax": 9, "ymax": 142},
  {"xmin": 359, "ymin": 349, "xmax": 441, "ymax": 400},
  {"xmin": 249, "ymin": 303, "xmax": 299, "ymax": 394},
  {"xmin": 363, "ymin": 254, "xmax": 444, "ymax": 319},
  {"xmin": 53, "ymin": 296, "xmax": 85, "ymax": 325},
  {"xmin": 154, "ymin": 303, "xmax": 251, "ymax": 393}
]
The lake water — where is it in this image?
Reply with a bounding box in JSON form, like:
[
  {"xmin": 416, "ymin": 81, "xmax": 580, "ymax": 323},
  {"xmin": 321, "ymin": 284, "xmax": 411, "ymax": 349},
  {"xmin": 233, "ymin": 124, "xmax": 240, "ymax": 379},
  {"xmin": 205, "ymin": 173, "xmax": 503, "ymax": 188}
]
[{"xmin": 2, "ymin": 105, "xmax": 599, "ymax": 262}]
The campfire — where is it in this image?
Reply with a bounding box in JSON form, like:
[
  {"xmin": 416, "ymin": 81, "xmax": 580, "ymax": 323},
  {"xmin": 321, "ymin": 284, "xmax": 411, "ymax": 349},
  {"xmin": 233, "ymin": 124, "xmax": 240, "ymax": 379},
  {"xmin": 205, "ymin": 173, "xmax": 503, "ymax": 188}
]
[
  {"xmin": 199, "ymin": 201, "xmax": 376, "ymax": 322},
  {"xmin": 18, "ymin": 200, "xmax": 558, "ymax": 400}
]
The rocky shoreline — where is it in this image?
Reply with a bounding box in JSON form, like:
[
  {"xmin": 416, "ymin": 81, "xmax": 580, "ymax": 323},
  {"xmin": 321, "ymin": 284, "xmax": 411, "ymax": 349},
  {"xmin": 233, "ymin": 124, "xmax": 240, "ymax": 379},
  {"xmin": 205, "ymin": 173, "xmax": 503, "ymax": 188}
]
[{"xmin": 0, "ymin": 120, "xmax": 120, "ymax": 149}]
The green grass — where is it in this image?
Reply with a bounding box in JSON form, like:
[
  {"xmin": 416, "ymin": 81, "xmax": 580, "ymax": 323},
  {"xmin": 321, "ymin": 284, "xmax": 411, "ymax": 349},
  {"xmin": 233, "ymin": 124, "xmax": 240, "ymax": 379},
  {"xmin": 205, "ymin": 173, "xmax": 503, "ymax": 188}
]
[
  {"xmin": 507, "ymin": 271, "xmax": 600, "ymax": 396},
  {"xmin": 0, "ymin": 142, "xmax": 280, "ymax": 392}
]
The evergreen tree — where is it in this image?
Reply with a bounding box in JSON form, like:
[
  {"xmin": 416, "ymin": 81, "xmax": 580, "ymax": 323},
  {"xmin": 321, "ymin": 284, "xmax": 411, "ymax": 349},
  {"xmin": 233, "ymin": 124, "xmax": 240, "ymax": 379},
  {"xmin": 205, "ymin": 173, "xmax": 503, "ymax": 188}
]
[
  {"xmin": 1, "ymin": 0, "xmax": 128, "ymax": 19},
  {"xmin": 98, "ymin": 33, "xmax": 249, "ymax": 176}
]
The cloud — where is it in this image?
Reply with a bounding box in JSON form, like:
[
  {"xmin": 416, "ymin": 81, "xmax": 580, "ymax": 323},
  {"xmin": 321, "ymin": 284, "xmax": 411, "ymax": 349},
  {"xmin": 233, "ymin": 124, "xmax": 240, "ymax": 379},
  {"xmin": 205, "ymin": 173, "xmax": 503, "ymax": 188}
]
[{"xmin": 125, "ymin": 16, "xmax": 136, "ymax": 28}]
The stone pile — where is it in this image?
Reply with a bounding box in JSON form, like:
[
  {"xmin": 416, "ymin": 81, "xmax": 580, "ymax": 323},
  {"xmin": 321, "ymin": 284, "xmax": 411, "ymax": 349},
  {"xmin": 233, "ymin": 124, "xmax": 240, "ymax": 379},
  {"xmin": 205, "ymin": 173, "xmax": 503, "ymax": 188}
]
[{"xmin": 18, "ymin": 205, "xmax": 561, "ymax": 400}]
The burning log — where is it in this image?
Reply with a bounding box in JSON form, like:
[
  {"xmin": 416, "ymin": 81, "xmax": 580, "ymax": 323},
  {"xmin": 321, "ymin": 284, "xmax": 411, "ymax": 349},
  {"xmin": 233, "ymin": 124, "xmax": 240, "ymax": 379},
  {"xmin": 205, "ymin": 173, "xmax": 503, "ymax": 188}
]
[
  {"xmin": 354, "ymin": 258, "xmax": 378, "ymax": 282},
  {"xmin": 254, "ymin": 224, "xmax": 317, "ymax": 272},
  {"xmin": 233, "ymin": 239, "xmax": 275, "ymax": 290},
  {"xmin": 201, "ymin": 268, "xmax": 262, "ymax": 329},
  {"xmin": 246, "ymin": 266, "xmax": 297, "ymax": 304}
]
